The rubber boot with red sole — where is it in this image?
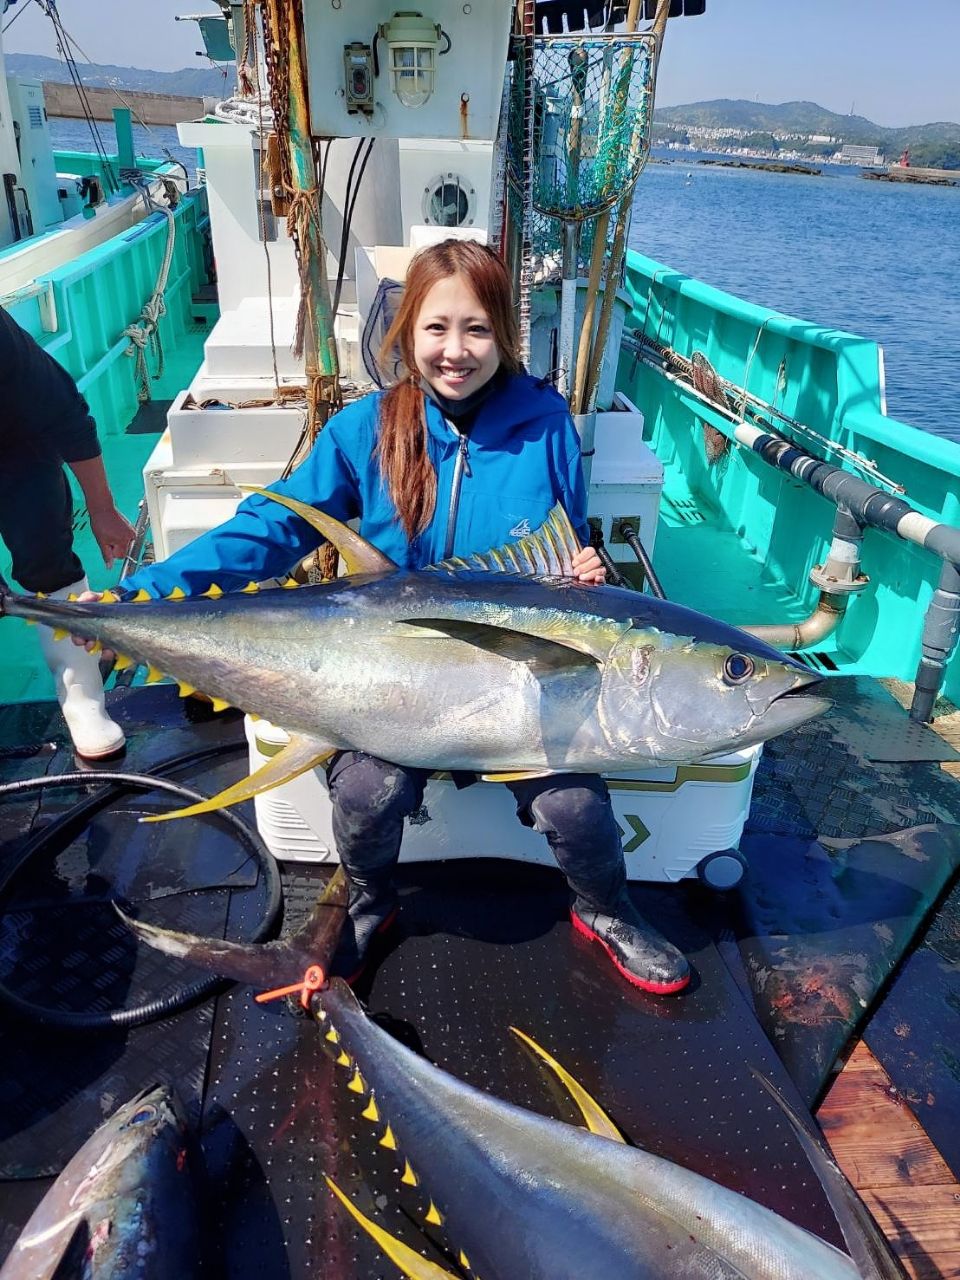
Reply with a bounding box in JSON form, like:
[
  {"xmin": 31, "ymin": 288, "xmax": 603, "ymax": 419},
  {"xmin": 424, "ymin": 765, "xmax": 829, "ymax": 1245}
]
[{"xmin": 571, "ymin": 892, "xmax": 690, "ymax": 994}]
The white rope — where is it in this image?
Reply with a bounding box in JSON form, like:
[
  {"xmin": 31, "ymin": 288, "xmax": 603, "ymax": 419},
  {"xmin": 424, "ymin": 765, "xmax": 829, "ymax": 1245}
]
[
  {"xmin": 121, "ymin": 177, "xmax": 177, "ymax": 402},
  {"xmin": 214, "ymin": 94, "xmax": 275, "ymax": 131}
]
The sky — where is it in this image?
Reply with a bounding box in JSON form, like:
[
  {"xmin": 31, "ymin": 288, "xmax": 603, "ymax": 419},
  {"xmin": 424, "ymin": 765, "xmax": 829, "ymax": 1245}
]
[{"xmin": 2, "ymin": 0, "xmax": 958, "ymax": 128}]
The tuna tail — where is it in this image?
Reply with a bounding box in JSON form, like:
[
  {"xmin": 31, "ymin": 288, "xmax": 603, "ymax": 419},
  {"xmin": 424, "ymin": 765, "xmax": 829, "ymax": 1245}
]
[
  {"xmin": 751, "ymin": 1070, "xmax": 909, "ymax": 1280},
  {"xmin": 119, "ymin": 867, "xmax": 348, "ymax": 995}
]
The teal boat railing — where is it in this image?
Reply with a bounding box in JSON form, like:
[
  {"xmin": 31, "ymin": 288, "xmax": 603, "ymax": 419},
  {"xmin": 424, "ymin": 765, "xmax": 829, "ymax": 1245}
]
[
  {"xmin": 617, "ymin": 249, "xmax": 960, "ymax": 705},
  {"xmin": 3, "ymin": 185, "xmax": 212, "ymax": 443}
]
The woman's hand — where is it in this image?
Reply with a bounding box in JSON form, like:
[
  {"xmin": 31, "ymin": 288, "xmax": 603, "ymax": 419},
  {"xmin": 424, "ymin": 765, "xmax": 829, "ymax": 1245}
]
[{"xmin": 571, "ymin": 546, "xmax": 606, "ymax": 586}]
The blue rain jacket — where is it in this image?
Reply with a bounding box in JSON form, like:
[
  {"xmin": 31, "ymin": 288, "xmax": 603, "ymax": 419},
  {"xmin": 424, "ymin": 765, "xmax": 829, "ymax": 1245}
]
[{"xmin": 122, "ymin": 373, "xmax": 588, "ymax": 597}]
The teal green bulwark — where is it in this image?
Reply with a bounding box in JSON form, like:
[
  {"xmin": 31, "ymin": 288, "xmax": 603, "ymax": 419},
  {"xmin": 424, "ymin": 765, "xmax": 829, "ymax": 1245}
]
[
  {"xmin": 6, "ymin": 187, "xmax": 212, "ymax": 444},
  {"xmin": 616, "ymin": 249, "xmax": 960, "ymax": 705}
]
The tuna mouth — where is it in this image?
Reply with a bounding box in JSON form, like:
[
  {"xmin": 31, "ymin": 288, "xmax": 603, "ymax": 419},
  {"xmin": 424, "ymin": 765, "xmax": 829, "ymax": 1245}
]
[{"xmin": 764, "ymin": 676, "xmax": 832, "ymax": 733}]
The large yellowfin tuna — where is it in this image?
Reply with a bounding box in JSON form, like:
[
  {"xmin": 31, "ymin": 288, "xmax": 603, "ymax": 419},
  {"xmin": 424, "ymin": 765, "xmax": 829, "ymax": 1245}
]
[
  {"xmin": 117, "ymin": 888, "xmax": 908, "ymax": 1280},
  {"xmin": 0, "ymin": 498, "xmax": 828, "ymax": 819}
]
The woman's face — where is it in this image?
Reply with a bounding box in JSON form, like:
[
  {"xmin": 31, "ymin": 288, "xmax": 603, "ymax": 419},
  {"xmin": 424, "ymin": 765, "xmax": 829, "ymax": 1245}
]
[{"xmin": 412, "ymin": 273, "xmax": 501, "ymax": 401}]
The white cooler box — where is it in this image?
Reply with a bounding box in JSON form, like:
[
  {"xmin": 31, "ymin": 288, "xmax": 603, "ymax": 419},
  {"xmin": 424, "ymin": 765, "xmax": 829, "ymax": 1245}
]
[{"xmin": 243, "ymin": 717, "xmax": 760, "ymax": 888}]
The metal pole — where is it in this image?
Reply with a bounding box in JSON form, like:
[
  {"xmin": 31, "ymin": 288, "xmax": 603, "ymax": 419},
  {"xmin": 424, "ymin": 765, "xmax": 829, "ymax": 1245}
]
[{"xmin": 263, "ymin": 0, "xmax": 340, "ymax": 430}]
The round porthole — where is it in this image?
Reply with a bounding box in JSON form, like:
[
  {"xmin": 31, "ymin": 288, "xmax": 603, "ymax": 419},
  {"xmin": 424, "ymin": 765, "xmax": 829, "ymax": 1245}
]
[{"xmin": 422, "ymin": 172, "xmax": 476, "ymax": 226}]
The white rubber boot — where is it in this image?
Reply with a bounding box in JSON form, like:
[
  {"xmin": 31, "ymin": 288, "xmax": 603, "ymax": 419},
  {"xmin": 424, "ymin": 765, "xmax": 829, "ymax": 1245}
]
[{"xmin": 37, "ymin": 576, "xmax": 125, "ymax": 760}]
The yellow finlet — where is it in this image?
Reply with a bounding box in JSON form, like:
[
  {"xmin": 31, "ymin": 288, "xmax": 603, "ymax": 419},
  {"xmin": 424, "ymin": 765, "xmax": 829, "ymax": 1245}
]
[
  {"xmin": 145, "ymin": 666, "xmax": 165, "ymax": 684},
  {"xmin": 177, "ymin": 682, "xmax": 196, "ymax": 698},
  {"xmin": 509, "ymin": 1026, "xmax": 626, "ymax": 1144},
  {"xmin": 66, "ymin": 593, "xmax": 78, "ymax": 602},
  {"xmin": 165, "ymin": 586, "xmax": 186, "ymax": 601},
  {"xmin": 241, "ymin": 581, "xmax": 260, "ymax": 593},
  {"xmin": 361, "ymin": 1096, "xmax": 380, "ymax": 1122},
  {"xmin": 324, "ymin": 1177, "xmax": 461, "ymax": 1280},
  {"xmin": 336, "ymin": 1050, "xmax": 352, "ymax": 1067},
  {"xmin": 238, "ymin": 485, "xmax": 398, "ymax": 577},
  {"xmin": 209, "ymin": 697, "xmax": 231, "ymax": 713},
  {"xmin": 130, "ymin": 588, "xmax": 152, "ymax": 603},
  {"xmin": 140, "ymin": 734, "xmax": 334, "ymax": 824},
  {"xmin": 379, "ymin": 1124, "xmax": 397, "ymax": 1150},
  {"xmin": 113, "ymin": 654, "xmax": 135, "ymax": 671},
  {"xmin": 52, "ymin": 628, "xmax": 69, "ymax": 643},
  {"xmin": 400, "ymin": 1160, "xmax": 418, "ymax": 1186},
  {"xmin": 458, "ymin": 1252, "xmax": 471, "ymax": 1271},
  {"xmin": 325, "ymin": 1027, "xmax": 340, "ymax": 1044},
  {"xmin": 35, "ymin": 592, "xmax": 47, "ymax": 599},
  {"xmin": 99, "ymin": 590, "xmax": 119, "ymax": 604},
  {"xmin": 201, "ymin": 583, "xmax": 223, "ymax": 598},
  {"xmin": 347, "ymin": 1069, "xmax": 366, "ymax": 1094},
  {"xmin": 87, "ymin": 641, "xmax": 102, "ymax": 655},
  {"xmin": 424, "ymin": 1202, "xmax": 442, "ymax": 1226},
  {"xmin": 281, "ymin": 578, "xmax": 300, "ymax": 589}
]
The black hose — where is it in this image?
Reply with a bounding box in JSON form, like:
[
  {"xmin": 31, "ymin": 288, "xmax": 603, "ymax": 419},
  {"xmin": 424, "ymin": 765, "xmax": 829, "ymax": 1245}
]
[
  {"xmin": 0, "ymin": 745, "xmax": 283, "ymax": 1030},
  {"xmin": 588, "ymin": 524, "xmax": 627, "ymax": 588},
  {"xmin": 617, "ymin": 521, "xmax": 667, "ymax": 600}
]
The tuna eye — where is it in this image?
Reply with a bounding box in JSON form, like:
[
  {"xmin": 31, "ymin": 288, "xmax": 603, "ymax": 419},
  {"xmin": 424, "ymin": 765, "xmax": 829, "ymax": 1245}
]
[
  {"xmin": 722, "ymin": 653, "xmax": 754, "ymax": 685},
  {"xmin": 128, "ymin": 1105, "xmax": 157, "ymax": 1126}
]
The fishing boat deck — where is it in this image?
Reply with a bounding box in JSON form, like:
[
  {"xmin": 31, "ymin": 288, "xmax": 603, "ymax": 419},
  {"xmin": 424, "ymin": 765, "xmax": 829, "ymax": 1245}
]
[{"xmin": 0, "ymin": 672, "xmax": 958, "ymax": 1276}]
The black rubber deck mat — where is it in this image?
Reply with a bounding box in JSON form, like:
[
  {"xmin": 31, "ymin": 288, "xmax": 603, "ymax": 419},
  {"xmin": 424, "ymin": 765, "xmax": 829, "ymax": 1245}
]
[
  {"xmin": 194, "ymin": 861, "xmax": 849, "ymax": 1279},
  {"xmin": 863, "ymin": 874, "xmax": 960, "ymax": 1179},
  {"xmin": 735, "ymin": 676, "xmax": 960, "ymax": 1105}
]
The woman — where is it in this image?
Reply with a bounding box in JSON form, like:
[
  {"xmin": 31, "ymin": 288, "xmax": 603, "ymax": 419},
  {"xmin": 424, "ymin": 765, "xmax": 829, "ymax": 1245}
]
[{"xmin": 109, "ymin": 239, "xmax": 690, "ymax": 995}]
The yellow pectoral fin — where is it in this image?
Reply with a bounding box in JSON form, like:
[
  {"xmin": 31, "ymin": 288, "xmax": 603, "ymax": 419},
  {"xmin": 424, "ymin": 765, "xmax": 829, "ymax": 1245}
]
[
  {"xmin": 324, "ymin": 1178, "xmax": 461, "ymax": 1280},
  {"xmin": 509, "ymin": 1026, "xmax": 626, "ymax": 1144},
  {"xmin": 481, "ymin": 770, "xmax": 555, "ymax": 784},
  {"xmin": 141, "ymin": 733, "xmax": 335, "ymax": 824},
  {"xmin": 237, "ymin": 485, "xmax": 398, "ymax": 577}
]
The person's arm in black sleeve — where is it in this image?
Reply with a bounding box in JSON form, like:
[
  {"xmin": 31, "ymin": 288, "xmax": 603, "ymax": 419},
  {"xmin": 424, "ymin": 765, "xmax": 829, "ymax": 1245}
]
[{"xmin": 0, "ymin": 309, "xmax": 134, "ymax": 566}]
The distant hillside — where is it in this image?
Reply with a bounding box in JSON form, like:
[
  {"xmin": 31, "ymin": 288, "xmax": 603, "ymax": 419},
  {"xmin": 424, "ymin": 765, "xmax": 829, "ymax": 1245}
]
[
  {"xmin": 653, "ymin": 99, "xmax": 960, "ymax": 162},
  {"xmin": 5, "ymin": 53, "xmax": 229, "ymax": 99}
]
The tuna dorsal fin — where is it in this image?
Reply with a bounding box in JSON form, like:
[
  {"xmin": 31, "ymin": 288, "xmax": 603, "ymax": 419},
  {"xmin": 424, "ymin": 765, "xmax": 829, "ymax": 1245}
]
[
  {"xmin": 238, "ymin": 486, "xmax": 397, "ymax": 576},
  {"xmin": 399, "ymin": 618, "xmax": 598, "ymax": 674},
  {"xmin": 509, "ymin": 1027, "xmax": 626, "ymax": 1144},
  {"xmin": 427, "ymin": 503, "xmax": 582, "ymax": 577},
  {"xmin": 750, "ymin": 1070, "xmax": 909, "ymax": 1280},
  {"xmin": 324, "ymin": 1177, "xmax": 461, "ymax": 1280},
  {"xmin": 141, "ymin": 732, "xmax": 335, "ymax": 823}
]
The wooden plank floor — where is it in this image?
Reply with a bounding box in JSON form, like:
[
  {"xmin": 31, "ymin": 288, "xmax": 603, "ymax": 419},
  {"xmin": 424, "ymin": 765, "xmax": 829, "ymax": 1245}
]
[{"xmin": 817, "ymin": 1042, "xmax": 960, "ymax": 1279}]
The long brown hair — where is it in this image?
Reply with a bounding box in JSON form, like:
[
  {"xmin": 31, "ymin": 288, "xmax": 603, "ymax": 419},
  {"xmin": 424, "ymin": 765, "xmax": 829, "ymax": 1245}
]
[{"xmin": 377, "ymin": 240, "xmax": 522, "ymax": 540}]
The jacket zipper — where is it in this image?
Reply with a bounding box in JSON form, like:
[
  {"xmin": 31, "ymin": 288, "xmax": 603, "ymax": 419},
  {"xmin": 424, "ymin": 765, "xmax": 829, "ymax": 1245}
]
[{"xmin": 444, "ymin": 425, "xmax": 471, "ymax": 559}]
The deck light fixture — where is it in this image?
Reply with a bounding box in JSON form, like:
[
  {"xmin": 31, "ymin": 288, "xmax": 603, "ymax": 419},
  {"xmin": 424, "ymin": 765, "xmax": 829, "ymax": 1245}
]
[{"xmin": 379, "ymin": 11, "xmax": 448, "ymax": 109}]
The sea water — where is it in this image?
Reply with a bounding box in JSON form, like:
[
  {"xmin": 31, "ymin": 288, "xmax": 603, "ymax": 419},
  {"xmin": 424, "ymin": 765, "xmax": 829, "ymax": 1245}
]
[
  {"xmin": 634, "ymin": 150, "xmax": 960, "ymax": 439},
  {"xmin": 48, "ymin": 121, "xmax": 960, "ymax": 438}
]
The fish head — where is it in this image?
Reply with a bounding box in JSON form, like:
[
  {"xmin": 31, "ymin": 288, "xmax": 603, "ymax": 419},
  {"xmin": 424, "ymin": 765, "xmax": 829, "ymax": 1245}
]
[
  {"xmin": 599, "ymin": 615, "xmax": 830, "ymax": 762},
  {"xmin": 64, "ymin": 1084, "xmax": 190, "ymax": 1208}
]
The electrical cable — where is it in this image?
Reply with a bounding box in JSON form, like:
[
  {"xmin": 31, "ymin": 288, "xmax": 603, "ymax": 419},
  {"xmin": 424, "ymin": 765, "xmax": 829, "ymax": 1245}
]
[
  {"xmin": 331, "ymin": 137, "xmax": 373, "ymax": 319},
  {"xmin": 0, "ymin": 743, "xmax": 284, "ymax": 1030},
  {"xmin": 617, "ymin": 520, "xmax": 667, "ymax": 599}
]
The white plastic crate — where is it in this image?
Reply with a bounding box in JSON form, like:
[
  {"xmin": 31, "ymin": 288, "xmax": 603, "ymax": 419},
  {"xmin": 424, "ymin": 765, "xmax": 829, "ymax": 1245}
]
[{"xmin": 243, "ymin": 716, "xmax": 760, "ymax": 884}]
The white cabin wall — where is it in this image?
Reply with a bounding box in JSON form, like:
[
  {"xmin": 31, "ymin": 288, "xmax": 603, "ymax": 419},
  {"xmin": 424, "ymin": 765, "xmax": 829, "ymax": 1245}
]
[{"xmin": 0, "ymin": 29, "xmax": 22, "ymax": 249}]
